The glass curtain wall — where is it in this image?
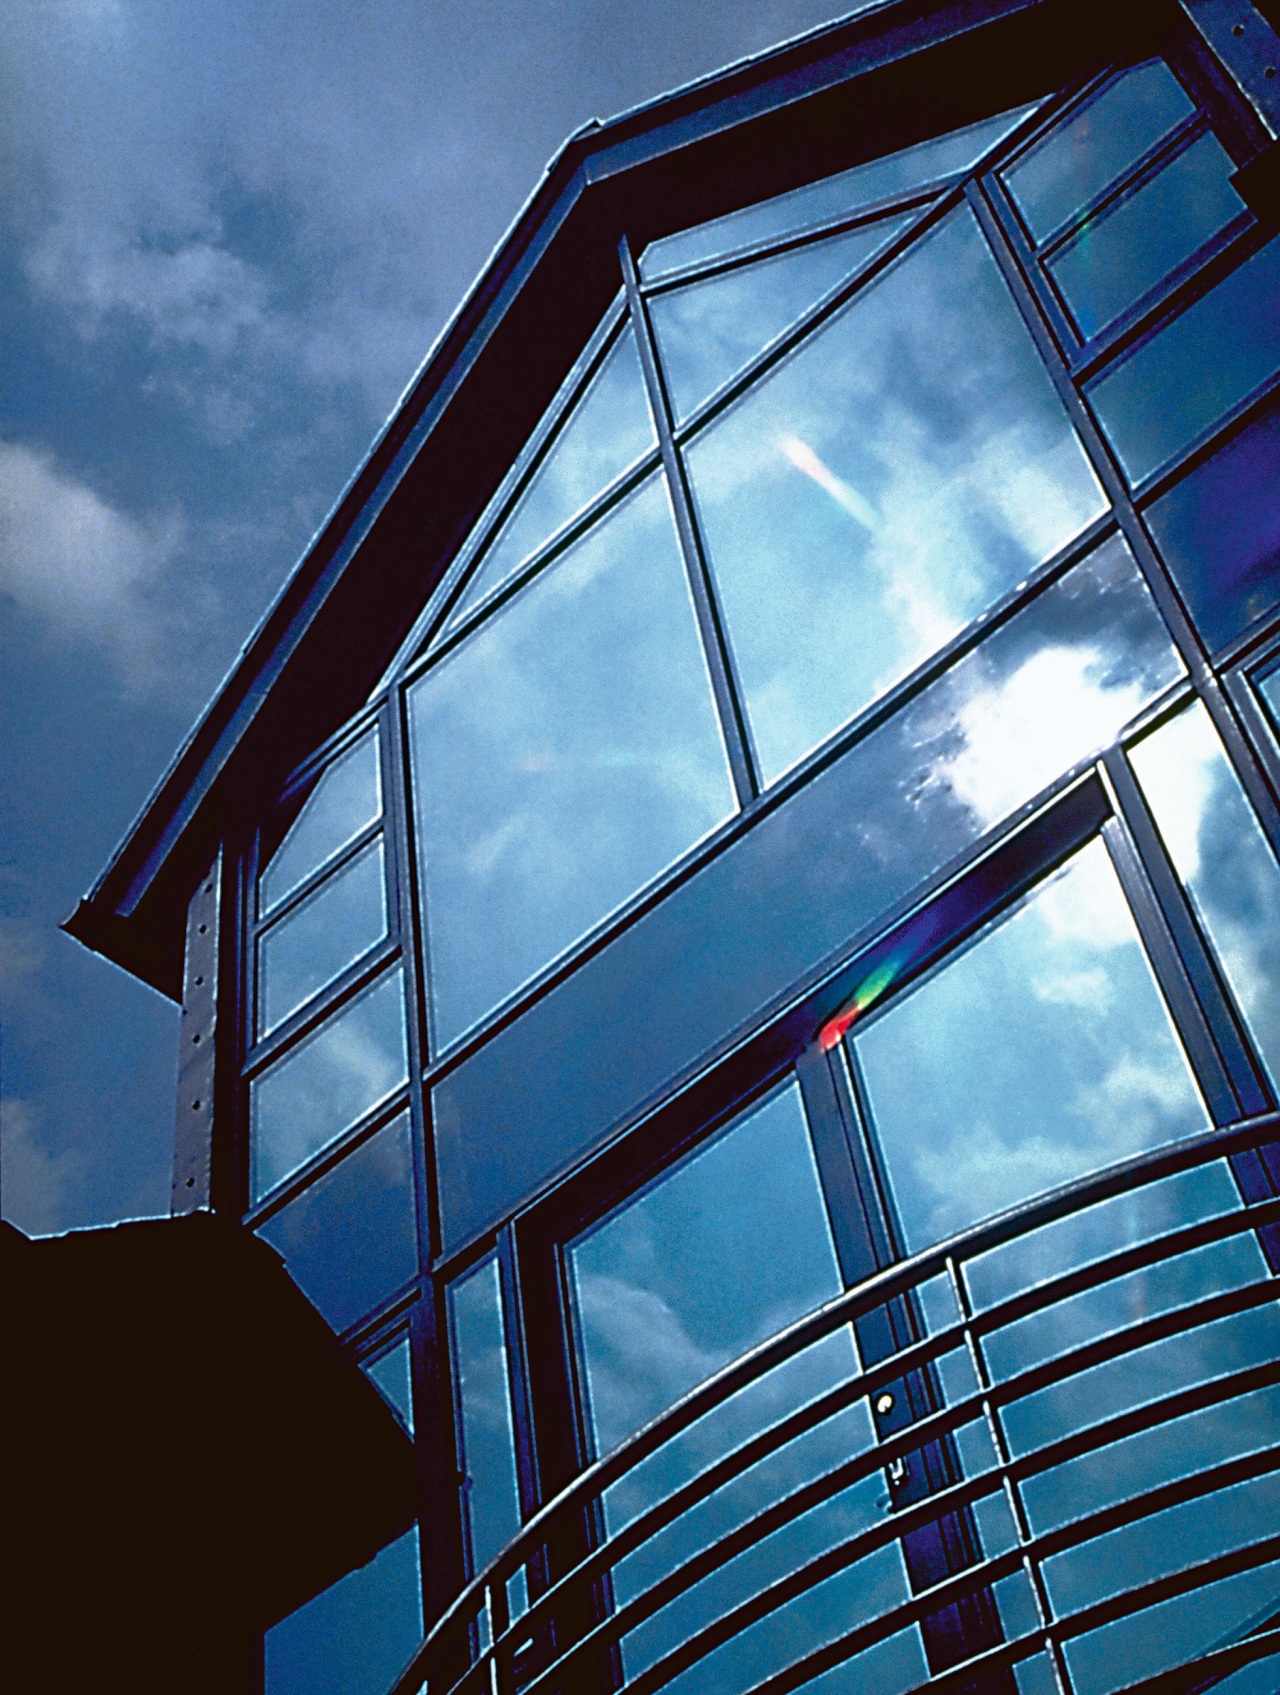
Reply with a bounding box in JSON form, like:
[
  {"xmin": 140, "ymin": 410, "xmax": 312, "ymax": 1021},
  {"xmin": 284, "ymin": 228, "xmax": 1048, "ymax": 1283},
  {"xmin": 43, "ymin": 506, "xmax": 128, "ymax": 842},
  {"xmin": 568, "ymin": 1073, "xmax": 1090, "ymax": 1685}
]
[{"xmin": 242, "ymin": 37, "xmax": 1280, "ymax": 1695}]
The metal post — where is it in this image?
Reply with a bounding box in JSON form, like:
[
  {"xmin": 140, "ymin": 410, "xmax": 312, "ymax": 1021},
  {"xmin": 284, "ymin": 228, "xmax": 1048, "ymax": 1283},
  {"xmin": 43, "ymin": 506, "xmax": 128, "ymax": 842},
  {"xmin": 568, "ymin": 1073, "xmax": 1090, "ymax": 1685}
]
[{"xmin": 172, "ymin": 852, "xmax": 221, "ymax": 1214}]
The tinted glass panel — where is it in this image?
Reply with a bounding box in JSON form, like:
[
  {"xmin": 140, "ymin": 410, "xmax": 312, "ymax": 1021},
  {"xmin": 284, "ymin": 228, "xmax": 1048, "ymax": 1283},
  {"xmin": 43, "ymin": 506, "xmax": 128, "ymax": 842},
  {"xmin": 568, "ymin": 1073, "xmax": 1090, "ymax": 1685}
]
[
  {"xmin": 686, "ymin": 207, "xmax": 1106, "ymax": 783},
  {"xmin": 250, "ymin": 969, "xmax": 408, "ymax": 1202},
  {"xmin": 258, "ymin": 838, "xmax": 388, "ymax": 1037},
  {"xmin": 1047, "ymin": 130, "xmax": 1243, "ymax": 340},
  {"xmin": 569, "ymin": 1082, "xmax": 842, "ymax": 1455},
  {"xmin": 640, "ymin": 104, "xmax": 1036, "ymax": 279},
  {"xmin": 1003, "ymin": 61, "xmax": 1194, "ymax": 244},
  {"xmin": 365, "ymin": 1336, "xmax": 414, "ymax": 1433},
  {"xmin": 1130, "ymin": 700, "xmax": 1280, "ymax": 1086},
  {"xmin": 1144, "ymin": 398, "xmax": 1280, "ymax": 651},
  {"xmin": 445, "ymin": 326, "xmax": 655, "ymax": 628},
  {"xmin": 1088, "ymin": 234, "xmax": 1280, "ymax": 485},
  {"xmin": 650, "ymin": 214, "xmax": 913, "ymax": 423},
  {"xmin": 260, "ymin": 731, "xmax": 382, "ymax": 916},
  {"xmin": 410, "ymin": 474, "xmax": 736, "ymax": 1050},
  {"xmin": 257, "ymin": 1113, "xmax": 417, "ymax": 1334},
  {"xmin": 265, "ymin": 1526, "xmax": 422, "ymax": 1695},
  {"xmin": 448, "ymin": 1255, "xmax": 522, "ymax": 1574},
  {"xmin": 433, "ymin": 538, "xmax": 1184, "ymax": 1255},
  {"xmin": 852, "ymin": 837, "xmax": 1207, "ymax": 1253}
]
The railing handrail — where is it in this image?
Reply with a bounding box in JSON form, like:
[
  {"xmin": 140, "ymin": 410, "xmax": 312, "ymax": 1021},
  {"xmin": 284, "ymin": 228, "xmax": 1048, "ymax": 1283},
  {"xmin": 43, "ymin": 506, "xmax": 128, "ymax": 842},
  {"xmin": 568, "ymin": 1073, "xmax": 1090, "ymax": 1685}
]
[{"xmin": 392, "ymin": 1111, "xmax": 1280, "ymax": 1695}]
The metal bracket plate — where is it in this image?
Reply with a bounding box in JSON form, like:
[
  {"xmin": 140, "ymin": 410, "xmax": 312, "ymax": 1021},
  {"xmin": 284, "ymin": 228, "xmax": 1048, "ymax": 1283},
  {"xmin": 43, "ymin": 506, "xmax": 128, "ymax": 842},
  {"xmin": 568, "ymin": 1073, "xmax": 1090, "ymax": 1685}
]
[
  {"xmin": 172, "ymin": 853, "xmax": 220, "ymax": 1214},
  {"xmin": 1180, "ymin": 0, "xmax": 1280, "ymax": 137}
]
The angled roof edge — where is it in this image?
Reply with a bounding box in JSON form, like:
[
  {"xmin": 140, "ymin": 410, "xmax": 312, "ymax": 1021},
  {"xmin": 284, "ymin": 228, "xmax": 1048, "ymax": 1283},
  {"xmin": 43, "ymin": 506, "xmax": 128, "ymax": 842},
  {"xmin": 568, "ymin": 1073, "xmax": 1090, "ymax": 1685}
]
[{"xmin": 65, "ymin": 0, "xmax": 1158, "ymax": 997}]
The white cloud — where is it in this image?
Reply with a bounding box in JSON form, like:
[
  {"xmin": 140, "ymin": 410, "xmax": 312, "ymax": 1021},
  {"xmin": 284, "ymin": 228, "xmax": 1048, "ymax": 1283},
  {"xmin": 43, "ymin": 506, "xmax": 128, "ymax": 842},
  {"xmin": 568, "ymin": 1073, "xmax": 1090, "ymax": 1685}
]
[
  {"xmin": 0, "ymin": 1096, "xmax": 85, "ymax": 1237},
  {"xmin": 0, "ymin": 438, "xmax": 184, "ymax": 686}
]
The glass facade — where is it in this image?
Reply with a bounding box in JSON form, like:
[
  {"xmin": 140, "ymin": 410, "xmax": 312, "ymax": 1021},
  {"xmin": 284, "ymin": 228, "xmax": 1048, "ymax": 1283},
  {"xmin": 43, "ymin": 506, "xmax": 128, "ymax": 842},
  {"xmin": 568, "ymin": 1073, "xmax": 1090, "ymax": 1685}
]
[{"xmin": 140, "ymin": 16, "xmax": 1280, "ymax": 1694}]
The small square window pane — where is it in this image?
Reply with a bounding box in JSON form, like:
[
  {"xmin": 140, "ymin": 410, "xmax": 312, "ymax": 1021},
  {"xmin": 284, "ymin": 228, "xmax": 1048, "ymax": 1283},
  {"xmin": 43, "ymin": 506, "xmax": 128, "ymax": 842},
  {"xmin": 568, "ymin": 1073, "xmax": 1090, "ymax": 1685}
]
[
  {"xmin": 257, "ymin": 1113, "xmax": 417, "ymax": 1334},
  {"xmin": 1003, "ymin": 60, "xmax": 1194, "ymax": 244},
  {"xmin": 1144, "ymin": 397, "xmax": 1280, "ymax": 652},
  {"xmin": 265, "ymin": 1525, "xmax": 422, "ymax": 1695},
  {"xmin": 1047, "ymin": 130, "xmax": 1243, "ymax": 341},
  {"xmin": 1130, "ymin": 700, "xmax": 1280, "ymax": 1088},
  {"xmin": 686, "ymin": 206, "xmax": 1106, "ymax": 785},
  {"xmin": 257, "ymin": 838, "xmax": 388, "ymax": 1038},
  {"xmin": 260, "ymin": 731, "xmax": 382, "ymax": 917},
  {"xmin": 410, "ymin": 474, "xmax": 736, "ymax": 1051},
  {"xmin": 250, "ymin": 969, "xmax": 408, "ymax": 1202},
  {"xmin": 852, "ymin": 837, "xmax": 1208, "ymax": 1254},
  {"xmin": 1087, "ymin": 234, "xmax": 1280, "ymax": 486},
  {"xmin": 641, "ymin": 103, "xmax": 1036, "ymax": 280}
]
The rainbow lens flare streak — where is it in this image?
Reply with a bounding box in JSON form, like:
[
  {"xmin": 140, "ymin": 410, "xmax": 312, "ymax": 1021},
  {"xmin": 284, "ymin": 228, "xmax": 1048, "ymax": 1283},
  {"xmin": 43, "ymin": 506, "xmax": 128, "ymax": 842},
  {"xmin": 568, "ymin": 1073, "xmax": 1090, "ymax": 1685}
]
[{"xmin": 819, "ymin": 949, "xmax": 910, "ymax": 1050}]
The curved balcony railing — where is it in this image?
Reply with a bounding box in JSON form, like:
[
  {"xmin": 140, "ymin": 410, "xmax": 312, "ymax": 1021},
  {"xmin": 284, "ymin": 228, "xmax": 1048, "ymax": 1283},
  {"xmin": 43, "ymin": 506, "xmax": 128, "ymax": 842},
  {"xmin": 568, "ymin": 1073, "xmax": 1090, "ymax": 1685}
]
[{"xmin": 395, "ymin": 1116, "xmax": 1280, "ymax": 1695}]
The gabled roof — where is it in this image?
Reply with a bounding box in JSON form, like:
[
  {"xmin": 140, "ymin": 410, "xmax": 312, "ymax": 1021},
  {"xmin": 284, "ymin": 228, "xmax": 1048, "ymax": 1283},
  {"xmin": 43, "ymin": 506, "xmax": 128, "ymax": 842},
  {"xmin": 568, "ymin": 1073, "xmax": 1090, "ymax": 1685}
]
[{"xmin": 65, "ymin": 0, "xmax": 1151, "ymax": 997}]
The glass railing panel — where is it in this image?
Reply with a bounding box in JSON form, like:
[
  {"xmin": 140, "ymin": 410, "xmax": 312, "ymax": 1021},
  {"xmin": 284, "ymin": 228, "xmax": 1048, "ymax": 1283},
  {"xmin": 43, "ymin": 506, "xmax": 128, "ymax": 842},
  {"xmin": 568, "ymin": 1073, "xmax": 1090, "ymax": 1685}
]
[
  {"xmin": 1046, "ymin": 129, "xmax": 1243, "ymax": 341},
  {"xmin": 260, "ymin": 729, "xmax": 382, "ymax": 918},
  {"xmin": 641, "ymin": 104, "xmax": 1036, "ymax": 280},
  {"xmin": 684, "ymin": 204, "xmax": 1106, "ymax": 785},
  {"xmin": 1002, "ymin": 60, "xmax": 1194, "ymax": 245},
  {"xmin": 649, "ymin": 213, "xmax": 913, "ymax": 423},
  {"xmin": 1087, "ymin": 234, "xmax": 1280, "ymax": 486}
]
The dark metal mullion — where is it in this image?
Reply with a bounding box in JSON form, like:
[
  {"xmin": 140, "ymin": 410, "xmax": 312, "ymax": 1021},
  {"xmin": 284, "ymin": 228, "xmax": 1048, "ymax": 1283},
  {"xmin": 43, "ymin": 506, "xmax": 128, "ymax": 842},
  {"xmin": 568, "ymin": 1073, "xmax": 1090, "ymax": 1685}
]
[
  {"xmin": 1100, "ymin": 746, "xmax": 1270, "ymax": 1115},
  {"xmin": 795, "ymin": 1046, "xmax": 884, "ymax": 1288},
  {"xmin": 619, "ymin": 233, "xmax": 758, "ymax": 805},
  {"xmin": 496, "ymin": 1225, "xmax": 542, "ymax": 1521}
]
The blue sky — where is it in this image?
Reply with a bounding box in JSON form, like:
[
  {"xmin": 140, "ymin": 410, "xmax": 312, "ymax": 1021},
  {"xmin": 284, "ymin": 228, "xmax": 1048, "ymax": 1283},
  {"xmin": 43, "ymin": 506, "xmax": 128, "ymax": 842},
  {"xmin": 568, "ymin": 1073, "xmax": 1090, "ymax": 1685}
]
[{"xmin": 0, "ymin": 0, "xmax": 849, "ymax": 1234}]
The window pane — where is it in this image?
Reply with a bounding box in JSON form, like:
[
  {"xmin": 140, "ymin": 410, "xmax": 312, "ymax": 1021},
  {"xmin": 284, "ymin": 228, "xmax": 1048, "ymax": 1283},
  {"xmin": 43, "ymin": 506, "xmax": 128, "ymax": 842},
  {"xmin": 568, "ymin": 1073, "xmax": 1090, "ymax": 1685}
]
[
  {"xmin": 641, "ymin": 103, "xmax": 1037, "ymax": 280},
  {"xmin": 260, "ymin": 731, "xmax": 382, "ymax": 916},
  {"xmin": 650, "ymin": 212, "xmax": 913, "ymax": 423},
  {"xmin": 257, "ymin": 1113, "xmax": 417, "ymax": 1334},
  {"xmin": 250, "ymin": 969, "xmax": 408, "ymax": 1202},
  {"xmin": 1130, "ymin": 700, "xmax": 1280, "ymax": 1087},
  {"xmin": 445, "ymin": 325, "xmax": 655, "ymax": 628},
  {"xmin": 430, "ymin": 536, "xmax": 1185, "ymax": 1258},
  {"xmin": 569, "ymin": 1082, "xmax": 842, "ymax": 1456},
  {"xmin": 1047, "ymin": 130, "xmax": 1243, "ymax": 340},
  {"xmin": 686, "ymin": 206, "xmax": 1106, "ymax": 784},
  {"xmin": 1087, "ymin": 234, "xmax": 1280, "ymax": 486},
  {"xmin": 265, "ymin": 1526, "xmax": 422, "ymax": 1695},
  {"xmin": 365, "ymin": 1336, "xmax": 414, "ymax": 1434},
  {"xmin": 409, "ymin": 474, "xmax": 736, "ymax": 1050},
  {"xmin": 1144, "ymin": 397, "xmax": 1280, "ymax": 651},
  {"xmin": 852, "ymin": 837, "xmax": 1208, "ymax": 1254},
  {"xmin": 258, "ymin": 838, "xmax": 388, "ymax": 1037},
  {"xmin": 448, "ymin": 1255, "xmax": 522, "ymax": 1574},
  {"xmin": 1003, "ymin": 61, "xmax": 1194, "ymax": 244}
]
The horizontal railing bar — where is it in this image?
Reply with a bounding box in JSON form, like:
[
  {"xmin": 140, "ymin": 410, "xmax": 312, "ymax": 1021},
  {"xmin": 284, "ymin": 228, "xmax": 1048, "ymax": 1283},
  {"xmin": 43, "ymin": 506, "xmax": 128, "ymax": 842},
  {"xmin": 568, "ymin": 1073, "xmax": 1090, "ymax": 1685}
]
[
  {"xmin": 1109, "ymin": 1621, "xmax": 1280, "ymax": 1695},
  {"xmin": 982, "ymin": 1274, "xmax": 1280, "ymax": 1417},
  {"xmin": 968, "ymin": 1193, "xmax": 1280, "ymax": 1342},
  {"xmin": 1005, "ymin": 1354, "xmax": 1280, "ymax": 1489},
  {"xmin": 1052, "ymin": 1529, "xmax": 1280, "ymax": 1645},
  {"xmin": 746, "ymin": 1617, "xmax": 1042, "ymax": 1695},
  {"xmin": 394, "ymin": 1118, "xmax": 1280, "ymax": 1695}
]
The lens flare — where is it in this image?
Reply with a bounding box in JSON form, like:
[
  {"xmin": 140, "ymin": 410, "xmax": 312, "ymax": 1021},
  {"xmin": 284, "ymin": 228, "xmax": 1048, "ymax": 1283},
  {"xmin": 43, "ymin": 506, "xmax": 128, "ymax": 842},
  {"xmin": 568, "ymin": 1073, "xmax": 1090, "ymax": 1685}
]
[
  {"xmin": 818, "ymin": 951, "xmax": 908, "ymax": 1050},
  {"xmin": 777, "ymin": 433, "xmax": 880, "ymax": 532}
]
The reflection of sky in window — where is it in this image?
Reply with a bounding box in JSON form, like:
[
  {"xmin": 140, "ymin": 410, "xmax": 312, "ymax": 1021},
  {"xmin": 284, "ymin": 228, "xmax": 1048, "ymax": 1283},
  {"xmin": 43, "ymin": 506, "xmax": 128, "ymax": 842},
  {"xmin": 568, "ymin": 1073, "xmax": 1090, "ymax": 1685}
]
[
  {"xmin": 448, "ymin": 1256, "xmax": 522, "ymax": 1575},
  {"xmin": 445, "ymin": 325, "xmax": 655, "ymax": 629},
  {"xmin": 641, "ymin": 102, "xmax": 1036, "ymax": 279},
  {"xmin": 1130, "ymin": 700, "xmax": 1280, "ymax": 1088},
  {"xmin": 259, "ymin": 730, "xmax": 381, "ymax": 917},
  {"xmin": 685, "ymin": 207, "xmax": 1106, "ymax": 785},
  {"xmin": 1002, "ymin": 60, "xmax": 1193, "ymax": 244},
  {"xmin": 410, "ymin": 474, "xmax": 736, "ymax": 1051},
  {"xmin": 257, "ymin": 837, "xmax": 388, "ymax": 1036},
  {"xmin": 649, "ymin": 213, "xmax": 913, "ymax": 421},
  {"xmin": 853, "ymin": 838, "xmax": 1207, "ymax": 1254},
  {"xmin": 249, "ymin": 968, "xmax": 408, "ymax": 1201}
]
